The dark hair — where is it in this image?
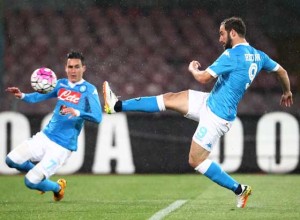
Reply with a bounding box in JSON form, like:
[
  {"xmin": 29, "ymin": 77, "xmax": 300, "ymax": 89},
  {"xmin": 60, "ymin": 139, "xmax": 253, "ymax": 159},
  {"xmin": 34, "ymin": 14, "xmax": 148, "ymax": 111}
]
[
  {"xmin": 221, "ymin": 17, "xmax": 246, "ymax": 37},
  {"xmin": 67, "ymin": 51, "xmax": 85, "ymax": 65}
]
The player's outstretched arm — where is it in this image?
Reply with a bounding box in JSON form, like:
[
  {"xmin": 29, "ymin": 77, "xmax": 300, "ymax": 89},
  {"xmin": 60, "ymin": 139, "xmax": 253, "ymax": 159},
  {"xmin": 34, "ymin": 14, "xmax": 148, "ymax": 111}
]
[
  {"xmin": 275, "ymin": 66, "xmax": 293, "ymax": 107},
  {"xmin": 5, "ymin": 87, "xmax": 23, "ymax": 99}
]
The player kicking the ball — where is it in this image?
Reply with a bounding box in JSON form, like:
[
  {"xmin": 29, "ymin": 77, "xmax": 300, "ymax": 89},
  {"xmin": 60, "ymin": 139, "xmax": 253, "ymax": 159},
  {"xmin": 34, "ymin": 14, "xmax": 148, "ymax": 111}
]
[
  {"xmin": 5, "ymin": 51, "xmax": 102, "ymax": 201},
  {"xmin": 103, "ymin": 17, "xmax": 293, "ymax": 208}
]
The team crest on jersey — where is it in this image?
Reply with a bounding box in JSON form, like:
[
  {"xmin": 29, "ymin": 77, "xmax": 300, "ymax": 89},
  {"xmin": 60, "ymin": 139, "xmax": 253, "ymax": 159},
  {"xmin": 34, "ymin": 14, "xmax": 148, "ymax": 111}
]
[
  {"xmin": 58, "ymin": 88, "xmax": 81, "ymax": 104},
  {"xmin": 80, "ymin": 85, "xmax": 87, "ymax": 92}
]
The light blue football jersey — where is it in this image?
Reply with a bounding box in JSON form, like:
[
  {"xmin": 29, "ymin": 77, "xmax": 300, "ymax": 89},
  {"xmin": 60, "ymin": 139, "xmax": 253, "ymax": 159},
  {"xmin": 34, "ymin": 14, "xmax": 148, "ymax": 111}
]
[
  {"xmin": 23, "ymin": 78, "xmax": 102, "ymax": 151},
  {"xmin": 206, "ymin": 43, "xmax": 279, "ymax": 121}
]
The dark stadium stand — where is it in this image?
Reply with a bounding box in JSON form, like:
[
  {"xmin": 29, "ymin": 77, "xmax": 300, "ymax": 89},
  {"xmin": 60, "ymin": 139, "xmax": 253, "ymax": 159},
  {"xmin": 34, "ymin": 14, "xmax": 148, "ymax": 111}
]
[{"xmin": 2, "ymin": 6, "xmax": 298, "ymax": 115}]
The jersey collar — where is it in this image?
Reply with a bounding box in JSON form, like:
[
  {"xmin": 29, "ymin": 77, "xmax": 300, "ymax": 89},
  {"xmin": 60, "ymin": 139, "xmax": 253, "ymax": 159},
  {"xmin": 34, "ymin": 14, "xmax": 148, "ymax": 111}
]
[
  {"xmin": 232, "ymin": 42, "xmax": 249, "ymax": 48},
  {"xmin": 68, "ymin": 79, "xmax": 85, "ymax": 88}
]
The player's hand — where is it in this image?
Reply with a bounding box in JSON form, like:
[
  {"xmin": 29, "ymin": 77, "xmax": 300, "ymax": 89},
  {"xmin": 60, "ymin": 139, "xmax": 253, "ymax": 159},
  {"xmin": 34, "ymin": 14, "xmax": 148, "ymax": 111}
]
[
  {"xmin": 61, "ymin": 107, "xmax": 79, "ymax": 118},
  {"xmin": 188, "ymin": 60, "xmax": 201, "ymax": 73},
  {"xmin": 280, "ymin": 91, "xmax": 293, "ymax": 107},
  {"xmin": 5, "ymin": 87, "xmax": 22, "ymax": 98}
]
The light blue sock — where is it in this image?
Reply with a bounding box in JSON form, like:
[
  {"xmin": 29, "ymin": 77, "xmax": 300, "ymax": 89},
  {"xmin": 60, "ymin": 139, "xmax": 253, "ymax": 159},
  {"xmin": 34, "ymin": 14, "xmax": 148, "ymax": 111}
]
[
  {"xmin": 196, "ymin": 159, "xmax": 239, "ymax": 192},
  {"xmin": 6, "ymin": 157, "xmax": 34, "ymax": 172},
  {"xmin": 122, "ymin": 96, "xmax": 160, "ymax": 112},
  {"xmin": 25, "ymin": 177, "xmax": 60, "ymax": 193}
]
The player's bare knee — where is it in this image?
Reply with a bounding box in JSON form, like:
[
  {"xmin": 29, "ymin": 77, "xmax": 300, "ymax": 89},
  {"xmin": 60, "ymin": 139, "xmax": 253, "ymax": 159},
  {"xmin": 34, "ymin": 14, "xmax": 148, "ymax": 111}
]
[
  {"xmin": 188, "ymin": 154, "xmax": 199, "ymax": 168},
  {"xmin": 162, "ymin": 92, "xmax": 175, "ymax": 103},
  {"xmin": 188, "ymin": 152, "xmax": 208, "ymax": 168},
  {"xmin": 163, "ymin": 91, "xmax": 189, "ymax": 113},
  {"xmin": 160, "ymin": 92, "xmax": 174, "ymax": 110},
  {"xmin": 189, "ymin": 156, "xmax": 201, "ymax": 168},
  {"xmin": 163, "ymin": 91, "xmax": 185, "ymax": 100}
]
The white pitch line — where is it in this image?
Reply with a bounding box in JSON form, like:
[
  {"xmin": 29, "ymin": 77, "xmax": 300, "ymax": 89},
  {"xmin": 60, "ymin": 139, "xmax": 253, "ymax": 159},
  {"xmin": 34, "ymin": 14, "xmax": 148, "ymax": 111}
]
[{"xmin": 148, "ymin": 200, "xmax": 187, "ymax": 220}]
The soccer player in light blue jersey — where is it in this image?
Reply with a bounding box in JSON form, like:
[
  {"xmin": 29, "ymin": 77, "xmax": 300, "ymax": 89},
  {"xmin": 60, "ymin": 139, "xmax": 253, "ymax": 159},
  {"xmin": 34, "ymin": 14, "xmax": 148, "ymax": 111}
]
[
  {"xmin": 103, "ymin": 17, "xmax": 293, "ymax": 208},
  {"xmin": 5, "ymin": 51, "xmax": 102, "ymax": 201}
]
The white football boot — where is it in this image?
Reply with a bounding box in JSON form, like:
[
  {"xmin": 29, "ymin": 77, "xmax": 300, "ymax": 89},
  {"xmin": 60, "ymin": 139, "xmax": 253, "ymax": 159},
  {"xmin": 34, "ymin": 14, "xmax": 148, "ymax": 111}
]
[
  {"xmin": 103, "ymin": 81, "xmax": 118, "ymax": 114},
  {"xmin": 236, "ymin": 184, "xmax": 252, "ymax": 208}
]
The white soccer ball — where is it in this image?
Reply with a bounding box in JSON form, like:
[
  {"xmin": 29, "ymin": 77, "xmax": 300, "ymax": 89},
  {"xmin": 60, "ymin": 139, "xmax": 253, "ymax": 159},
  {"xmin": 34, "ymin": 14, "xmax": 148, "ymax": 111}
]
[{"xmin": 31, "ymin": 67, "xmax": 57, "ymax": 94}]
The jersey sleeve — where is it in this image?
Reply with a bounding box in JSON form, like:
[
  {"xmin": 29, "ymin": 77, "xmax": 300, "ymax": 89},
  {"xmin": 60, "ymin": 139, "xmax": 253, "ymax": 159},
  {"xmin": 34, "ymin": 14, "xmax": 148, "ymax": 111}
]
[
  {"xmin": 261, "ymin": 52, "xmax": 279, "ymax": 72},
  {"xmin": 22, "ymin": 86, "xmax": 58, "ymax": 103},
  {"xmin": 78, "ymin": 86, "xmax": 102, "ymax": 124},
  {"xmin": 206, "ymin": 50, "xmax": 237, "ymax": 78}
]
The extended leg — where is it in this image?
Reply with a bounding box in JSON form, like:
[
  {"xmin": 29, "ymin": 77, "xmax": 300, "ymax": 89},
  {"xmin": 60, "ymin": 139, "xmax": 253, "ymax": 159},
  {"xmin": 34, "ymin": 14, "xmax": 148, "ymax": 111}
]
[
  {"xmin": 189, "ymin": 140, "xmax": 252, "ymax": 208},
  {"xmin": 189, "ymin": 140, "xmax": 240, "ymax": 191},
  {"xmin": 103, "ymin": 81, "xmax": 189, "ymax": 115}
]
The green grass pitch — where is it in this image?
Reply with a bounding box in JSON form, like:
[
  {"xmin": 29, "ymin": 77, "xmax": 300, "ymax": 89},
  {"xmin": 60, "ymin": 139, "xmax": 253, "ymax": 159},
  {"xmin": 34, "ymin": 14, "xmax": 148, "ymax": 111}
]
[{"xmin": 0, "ymin": 174, "xmax": 299, "ymax": 220}]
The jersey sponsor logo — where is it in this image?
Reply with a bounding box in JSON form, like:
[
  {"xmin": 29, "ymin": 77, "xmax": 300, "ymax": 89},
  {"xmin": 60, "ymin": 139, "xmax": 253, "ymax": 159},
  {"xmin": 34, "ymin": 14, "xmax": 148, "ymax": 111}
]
[{"xmin": 58, "ymin": 88, "xmax": 81, "ymax": 104}]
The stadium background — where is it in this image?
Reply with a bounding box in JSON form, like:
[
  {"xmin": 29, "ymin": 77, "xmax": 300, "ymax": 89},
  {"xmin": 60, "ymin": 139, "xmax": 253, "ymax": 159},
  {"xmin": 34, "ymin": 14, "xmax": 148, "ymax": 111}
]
[{"xmin": 0, "ymin": 0, "xmax": 299, "ymax": 174}]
